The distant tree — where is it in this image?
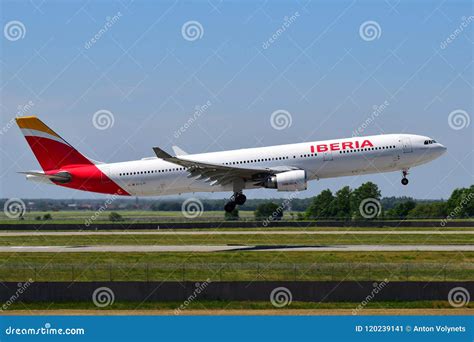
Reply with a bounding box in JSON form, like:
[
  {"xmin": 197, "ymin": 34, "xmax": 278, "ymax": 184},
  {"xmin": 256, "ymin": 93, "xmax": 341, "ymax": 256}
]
[
  {"xmin": 407, "ymin": 202, "xmax": 447, "ymax": 218},
  {"xmin": 333, "ymin": 186, "xmax": 352, "ymax": 219},
  {"xmin": 305, "ymin": 189, "xmax": 337, "ymax": 219},
  {"xmin": 225, "ymin": 208, "xmax": 239, "ymax": 221},
  {"xmin": 42, "ymin": 213, "xmax": 52, "ymax": 220},
  {"xmin": 446, "ymin": 185, "xmax": 474, "ymax": 218},
  {"xmin": 255, "ymin": 202, "xmax": 283, "ymax": 221},
  {"xmin": 385, "ymin": 200, "xmax": 416, "ymax": 219},
  {"xmin": 109, "ymin": 212, "xmax": 124, "ymax": 222},
  {"xmin": 351, "ymin": 182, "xmax": 382, "ymax": 219},
  {"xmin": 35, "ymin": 216, "xmax": 42, "ymax": 221}
]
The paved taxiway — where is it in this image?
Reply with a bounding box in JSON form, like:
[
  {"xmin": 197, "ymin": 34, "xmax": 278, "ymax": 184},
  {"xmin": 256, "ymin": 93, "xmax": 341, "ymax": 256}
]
[{"xmin": 2, "ymin": 244, "xmax": 473, "ymax": 252}]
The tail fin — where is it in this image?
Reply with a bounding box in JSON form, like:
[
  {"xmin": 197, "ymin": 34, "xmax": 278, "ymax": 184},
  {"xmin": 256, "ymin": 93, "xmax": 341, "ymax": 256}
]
[{"xmin": 16, "ymin": 116, "xmax": 93, "ymax": 171}]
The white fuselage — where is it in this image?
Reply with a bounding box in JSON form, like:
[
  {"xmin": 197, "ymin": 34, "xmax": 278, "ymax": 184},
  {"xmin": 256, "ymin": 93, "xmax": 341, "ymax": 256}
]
[{"xmin": 96, "ymin": 133, "xmax": 446, "ymax": 196}]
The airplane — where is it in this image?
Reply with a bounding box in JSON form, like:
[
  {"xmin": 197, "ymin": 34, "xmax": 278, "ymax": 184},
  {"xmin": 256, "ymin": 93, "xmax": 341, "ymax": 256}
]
[{"xmin": 16, "ymin": 116, "xmax": 447, "ymax": 212}]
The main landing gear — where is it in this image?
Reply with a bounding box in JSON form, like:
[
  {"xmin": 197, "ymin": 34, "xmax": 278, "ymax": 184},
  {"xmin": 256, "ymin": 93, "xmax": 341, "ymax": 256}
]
[
  {"xmin": 401, "ymin": 170, "xmax": 409, "ymax": 186},
  {"xmin": 224, "ymin": 192, "xmax": 247, "ymax": 212}
]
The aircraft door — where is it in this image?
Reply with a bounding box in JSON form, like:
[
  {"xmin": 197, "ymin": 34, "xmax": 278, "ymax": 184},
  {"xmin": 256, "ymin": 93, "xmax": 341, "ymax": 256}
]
[
  {"xmin": 323, "ymin": 150, "xmax": 333, "ymax": 161},
  {"xmin": 401, "ymin": 137, "xmax": 413, "ymax": 153}
]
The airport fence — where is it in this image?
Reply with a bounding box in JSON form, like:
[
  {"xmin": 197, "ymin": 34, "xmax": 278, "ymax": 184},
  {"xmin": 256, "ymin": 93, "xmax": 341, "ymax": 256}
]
[{"xmin": 2, "ymin": 262, "xmax": 473, "ymax": 282}]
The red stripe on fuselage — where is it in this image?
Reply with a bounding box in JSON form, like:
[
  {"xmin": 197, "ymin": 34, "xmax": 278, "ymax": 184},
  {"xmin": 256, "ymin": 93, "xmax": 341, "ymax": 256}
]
[
  {"xmin": 25, "ymin": 136, "xmax": 129, "ymax": 195},
  {"xmin": 47, "ymin": 165, "xmax": 130, "ymax": 196}
]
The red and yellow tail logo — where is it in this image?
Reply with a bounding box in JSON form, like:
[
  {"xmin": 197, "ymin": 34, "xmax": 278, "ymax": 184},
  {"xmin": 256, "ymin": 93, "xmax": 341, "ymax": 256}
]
[{"xmin": 16, "ymin": 116, "xmax": 92, "ymax": 171}]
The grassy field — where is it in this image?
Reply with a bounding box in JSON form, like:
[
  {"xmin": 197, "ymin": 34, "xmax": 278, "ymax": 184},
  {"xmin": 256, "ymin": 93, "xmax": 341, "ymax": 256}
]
[
  {"xmin": 0, "ymin": 233, "xmax": 471, "ymax": 246},
  {"xmin": 1, "ymin": 210, "xmax": 473, "ymax": 224},
  {"xmin": 4, "ymin": 300, "xmax": 473, "ymax": 312},
  {"xmin": 0, "ymin": 251, "xmax": 472, "ymax": 282}
]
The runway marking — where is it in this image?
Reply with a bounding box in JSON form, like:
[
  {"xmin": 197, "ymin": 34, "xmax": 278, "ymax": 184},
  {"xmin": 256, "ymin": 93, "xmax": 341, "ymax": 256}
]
[{"xmin": 0, "ymin": 244, "xmax": 472, "ymax": 252}]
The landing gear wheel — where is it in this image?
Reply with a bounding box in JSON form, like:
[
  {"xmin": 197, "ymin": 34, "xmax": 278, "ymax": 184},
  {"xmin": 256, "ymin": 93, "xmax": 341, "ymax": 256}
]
[
  {"xmin": 234, "ymin": 193, "xmax": 247, "ymax": 205},
  {"xmin": 224, "ymin": 201, "xmax": 236, "ymax": 213},
  {"xmin": 401, "ymin": 178, "xmax": 409, "ymax": 185}
]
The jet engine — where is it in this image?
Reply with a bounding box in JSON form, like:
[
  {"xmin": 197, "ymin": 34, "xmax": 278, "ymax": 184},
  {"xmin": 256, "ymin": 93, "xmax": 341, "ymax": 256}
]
[{"xmin": 263, "ymin": 170, "xmax": 307, "ymax": 191}]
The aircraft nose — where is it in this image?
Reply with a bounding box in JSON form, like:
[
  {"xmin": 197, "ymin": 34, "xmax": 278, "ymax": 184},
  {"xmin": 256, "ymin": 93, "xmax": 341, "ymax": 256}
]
[{"xmin": 436, "ymin": 144, "xmax": 447, "ymax": 155}]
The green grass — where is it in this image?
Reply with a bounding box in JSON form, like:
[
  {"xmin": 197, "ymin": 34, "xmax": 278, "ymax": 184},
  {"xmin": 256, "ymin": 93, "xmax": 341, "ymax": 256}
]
[
  {"xmin": 1, "ymin": 252, "xmax": 472, "ymax": 282},
  {"xmin": 0, "ymin": 233, "xmax": 471, "ymax": 246},
  {"xmin": 4, "ymin": 300, "xmax": 473, "ymax": 312},
  {"xmin": 2, "ymin": 210, "xmax": 472, "ymax": 224}
]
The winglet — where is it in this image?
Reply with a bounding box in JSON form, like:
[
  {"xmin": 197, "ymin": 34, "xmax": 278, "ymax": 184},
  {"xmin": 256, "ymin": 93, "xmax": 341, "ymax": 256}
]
[
  {"xmin": 172, "ymin": 145, "xmax": 188, "ymax": 156},
  {"xmin": 152, "ymin": 147, "xmax": 173, "ymax": 159}
]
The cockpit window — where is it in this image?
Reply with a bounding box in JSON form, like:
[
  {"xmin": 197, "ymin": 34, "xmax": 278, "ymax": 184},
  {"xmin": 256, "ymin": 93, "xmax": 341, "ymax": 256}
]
[{"xmin": 424, "ymin": 139, "xmax": 436, "ymax": 145}]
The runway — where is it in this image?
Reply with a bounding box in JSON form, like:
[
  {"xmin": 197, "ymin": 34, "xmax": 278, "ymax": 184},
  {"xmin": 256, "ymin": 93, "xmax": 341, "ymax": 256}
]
[
  {"xmin": 2, "ymin": 244, "xmax": 473, "ymax": 252},
  {"xmin": 0, "ymin": 230, "xmax": 472, "ymax": 236}
]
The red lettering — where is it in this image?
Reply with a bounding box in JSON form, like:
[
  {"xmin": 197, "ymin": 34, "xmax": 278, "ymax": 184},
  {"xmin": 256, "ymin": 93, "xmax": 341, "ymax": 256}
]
[
  {"xmin": 330, "ymin": 143, "xmax": 340, "ymax": 151},
  {"xmin": 360, "ymin": 140, "xmax": 373, "ymax": 148},
  {"xmin": 342, "ymin": 142, "xmax": 353, "ymax": 150},
  {"xmin": 317, "ymin": 144, "xmax": 328, "ymax": 152},
  {"xmin": 354, "ymin": 141, "xmax": 360, "ymax": 148},
  {"xmin": 310, "ymin": 145, "xmax": 315, "ymax": 153}
]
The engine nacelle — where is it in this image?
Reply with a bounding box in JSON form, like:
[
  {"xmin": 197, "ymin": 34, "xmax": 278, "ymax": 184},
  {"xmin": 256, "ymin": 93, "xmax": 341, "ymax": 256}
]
[{"xmin": 264, "ymin": 170, "xmax": 307, "ymax": 191}]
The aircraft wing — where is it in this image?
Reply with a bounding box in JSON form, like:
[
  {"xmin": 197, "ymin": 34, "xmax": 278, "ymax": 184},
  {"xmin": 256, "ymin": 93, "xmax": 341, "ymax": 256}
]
[{"xmin": 152, "ymin": 147, "xmax": 295, "ymax": 186}]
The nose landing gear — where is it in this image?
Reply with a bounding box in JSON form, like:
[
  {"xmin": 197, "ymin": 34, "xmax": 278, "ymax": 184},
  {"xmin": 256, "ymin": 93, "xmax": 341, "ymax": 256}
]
[
  {"xmin": 224, "ymin": 192, "xmax": 247, "ymax": 212},
  {"xmin": 401, "ymin": 169, "xmax": 409, "ymax": 185}
]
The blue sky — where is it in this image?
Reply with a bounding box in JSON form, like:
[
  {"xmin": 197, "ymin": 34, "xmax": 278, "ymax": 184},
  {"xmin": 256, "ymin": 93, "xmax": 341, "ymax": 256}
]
[{"xmin": 0, "ymin": 0, "xmax": 472, "ymax": 200}]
